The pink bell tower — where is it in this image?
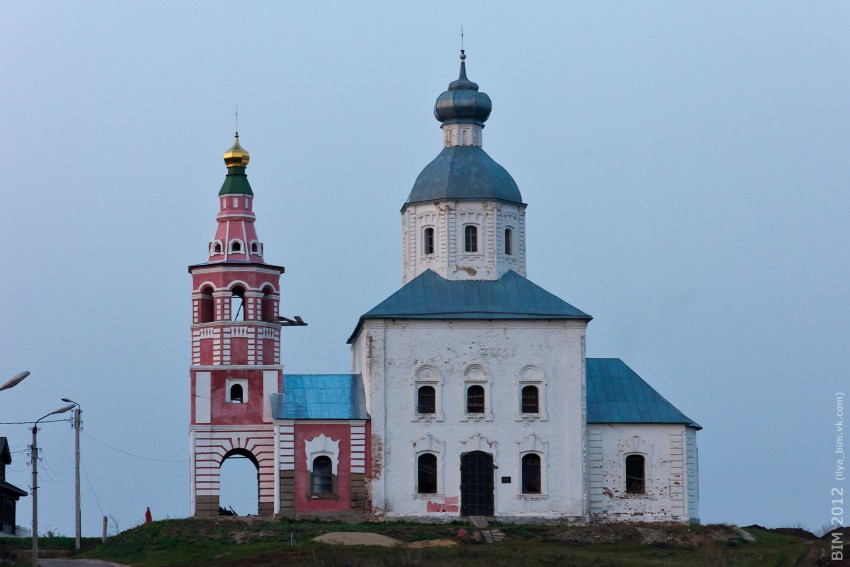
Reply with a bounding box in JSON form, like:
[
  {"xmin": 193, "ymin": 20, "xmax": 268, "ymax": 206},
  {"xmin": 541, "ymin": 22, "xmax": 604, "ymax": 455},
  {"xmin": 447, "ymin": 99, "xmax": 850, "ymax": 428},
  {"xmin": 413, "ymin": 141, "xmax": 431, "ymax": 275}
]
[{"xmin": 188, "ymin": 134, "xmax": 284, "ymax": 518}]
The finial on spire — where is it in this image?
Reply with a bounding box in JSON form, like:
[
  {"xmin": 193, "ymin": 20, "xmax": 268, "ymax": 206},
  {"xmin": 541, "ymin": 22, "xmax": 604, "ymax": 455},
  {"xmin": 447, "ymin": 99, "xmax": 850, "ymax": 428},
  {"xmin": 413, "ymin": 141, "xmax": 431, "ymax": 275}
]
[
  {"xmin": 235, "ymin": 105, "xmax": 239, "ymax": 137},
  {"xmin": 461, "ymin": 26, "xmax": 464, "ymax": 52}
]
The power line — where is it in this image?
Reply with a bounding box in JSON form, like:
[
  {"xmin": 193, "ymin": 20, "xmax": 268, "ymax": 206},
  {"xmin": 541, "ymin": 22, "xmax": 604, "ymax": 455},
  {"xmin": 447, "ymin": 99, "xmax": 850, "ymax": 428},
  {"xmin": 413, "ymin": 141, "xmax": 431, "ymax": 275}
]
[
  {"xmin": 0, "ymin": 418, "xmax": 70, "ymax": 425},
  {"xmin": 81, "ymin": 460, "xmax": 105, "ymax": 517},
  {"xmin": 81, "ymin": 431, "xmax": 187, "ymax": 463}
]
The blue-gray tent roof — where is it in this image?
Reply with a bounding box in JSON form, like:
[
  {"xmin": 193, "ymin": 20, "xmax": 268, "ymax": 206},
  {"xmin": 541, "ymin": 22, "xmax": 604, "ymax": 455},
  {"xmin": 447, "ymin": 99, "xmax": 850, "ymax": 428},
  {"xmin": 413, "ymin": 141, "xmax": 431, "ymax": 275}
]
[
  {"xmin": 405, "ymin": 146, "xmax": 524, "ymax": 207},
  {"xmin": 272, "ymin": 374, "xmax": 368, "ymax": 420},
  {"xmin": 586, "ymin": 358, "xmax": 701, "ymax": 429},
  {"xmin": 348, "ymin": 269, "xmax": 591, "ymax": 343}
]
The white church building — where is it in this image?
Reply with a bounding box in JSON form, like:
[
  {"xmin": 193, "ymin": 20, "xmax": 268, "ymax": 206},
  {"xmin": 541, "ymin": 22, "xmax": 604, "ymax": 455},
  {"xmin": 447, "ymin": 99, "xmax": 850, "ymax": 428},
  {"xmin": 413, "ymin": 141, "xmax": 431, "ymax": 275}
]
[{"xmin": 188, "ymin": 51, "xmax": 700, "ymax": 524}]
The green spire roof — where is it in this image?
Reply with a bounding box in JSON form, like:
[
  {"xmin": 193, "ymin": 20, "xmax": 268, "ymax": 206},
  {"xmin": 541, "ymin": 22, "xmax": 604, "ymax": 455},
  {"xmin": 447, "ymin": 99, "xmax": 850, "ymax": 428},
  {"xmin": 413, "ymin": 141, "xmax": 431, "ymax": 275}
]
[{"xmin": 219, "ymin": 166, "xmax": 254, "ymax": 196}]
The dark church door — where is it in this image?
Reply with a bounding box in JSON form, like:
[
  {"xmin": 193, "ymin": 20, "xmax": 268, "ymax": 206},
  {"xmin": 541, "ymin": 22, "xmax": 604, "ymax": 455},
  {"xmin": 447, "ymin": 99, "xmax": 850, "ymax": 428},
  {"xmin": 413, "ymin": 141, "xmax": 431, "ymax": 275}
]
[{"xmin": 460, "ymin": 451, "xmax": 494, "ymax": 516}]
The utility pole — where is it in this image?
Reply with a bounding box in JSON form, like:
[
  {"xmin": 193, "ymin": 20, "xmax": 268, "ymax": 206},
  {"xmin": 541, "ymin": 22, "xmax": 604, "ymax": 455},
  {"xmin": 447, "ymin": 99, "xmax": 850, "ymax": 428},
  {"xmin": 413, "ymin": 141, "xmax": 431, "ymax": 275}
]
[
  {"xmin": 30, "ymin": 425, "xmax": 38, "ymax": 567},
  {"xmin": 31, "ymin": 403, "xmax": 75, "ymax": 567},
  {"xmin": 62, "ymin": 398, "xmax": 82, "ymax": 550},
  {"xmin": 74, "ymin": 406, "xmax": 81, "ymax": 550}
]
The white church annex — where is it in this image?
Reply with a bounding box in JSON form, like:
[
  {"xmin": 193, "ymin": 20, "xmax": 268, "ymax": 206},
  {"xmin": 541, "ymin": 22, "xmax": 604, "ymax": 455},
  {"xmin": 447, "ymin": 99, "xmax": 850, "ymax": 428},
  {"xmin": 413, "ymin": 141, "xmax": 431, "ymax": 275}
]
[{"xmin": 189, "ymin": 50, "xmax": 701, "ymax": 524}]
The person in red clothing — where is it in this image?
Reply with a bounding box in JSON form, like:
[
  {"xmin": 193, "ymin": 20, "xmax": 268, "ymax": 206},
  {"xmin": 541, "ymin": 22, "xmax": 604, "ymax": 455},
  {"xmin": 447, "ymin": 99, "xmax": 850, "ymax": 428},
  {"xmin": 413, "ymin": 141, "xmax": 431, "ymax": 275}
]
[{"xmin": 145, "ymin": 507, "xmax": 152, "ymax": 523}]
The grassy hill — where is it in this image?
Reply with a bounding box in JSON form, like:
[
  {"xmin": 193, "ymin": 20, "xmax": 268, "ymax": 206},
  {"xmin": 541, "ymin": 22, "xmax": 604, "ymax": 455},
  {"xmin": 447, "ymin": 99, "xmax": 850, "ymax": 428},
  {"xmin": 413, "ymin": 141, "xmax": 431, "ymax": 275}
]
[{"xmin": 0, "ymin": 517, "xmax": 835, "ymax": 566}]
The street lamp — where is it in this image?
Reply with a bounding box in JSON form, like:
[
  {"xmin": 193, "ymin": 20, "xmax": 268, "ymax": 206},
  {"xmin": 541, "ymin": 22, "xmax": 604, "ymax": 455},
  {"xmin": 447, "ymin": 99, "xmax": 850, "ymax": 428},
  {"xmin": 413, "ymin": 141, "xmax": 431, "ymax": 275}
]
[
  {"xmin": 0, "ymin": 370, "xmax": 30, "ymax": 392},
  {"xmin": 32, "ymin": 403, "xmax": 75, "ymax": 567},
  {"xmin": 61, "ymin": 397, "xmax": 82, "ymax": 551}
]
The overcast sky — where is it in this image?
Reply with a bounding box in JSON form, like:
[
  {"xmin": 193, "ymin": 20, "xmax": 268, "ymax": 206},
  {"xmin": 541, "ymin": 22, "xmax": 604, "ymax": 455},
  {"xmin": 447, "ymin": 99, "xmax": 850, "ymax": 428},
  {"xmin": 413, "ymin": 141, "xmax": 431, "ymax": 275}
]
[{"xmin": 1, "ymin": 1, "xmax": 847, "ymax": 535}]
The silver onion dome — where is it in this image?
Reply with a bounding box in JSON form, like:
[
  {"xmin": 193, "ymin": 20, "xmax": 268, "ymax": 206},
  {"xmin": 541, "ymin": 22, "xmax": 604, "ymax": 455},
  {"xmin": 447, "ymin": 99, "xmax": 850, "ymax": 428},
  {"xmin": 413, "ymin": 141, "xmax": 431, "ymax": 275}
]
[{"xmin": 434, "ymin": 51, "xmax": 492, "ymax": 125}]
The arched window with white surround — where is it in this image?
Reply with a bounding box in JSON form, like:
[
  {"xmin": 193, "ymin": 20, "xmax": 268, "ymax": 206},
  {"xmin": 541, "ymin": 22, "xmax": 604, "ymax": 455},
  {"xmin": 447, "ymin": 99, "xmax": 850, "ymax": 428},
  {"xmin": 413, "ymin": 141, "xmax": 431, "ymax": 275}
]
[
  {"xmin": 517, "ymin": 365, "xmax": 548, "ymax": 421},
  {"xmin": 413, "ymin": 434, "xmax": 445, "ymax": 497},
  {"xmin": 304, "ymin": 435, "xmax": 340, "ymax": 498},
  {"xmin": 229, "ymin": 239, "xmax": 244, "ymax": 254},
  {"xmin": 413, "ymin": 365, "xmax": 443, "ymax": 421},
  {"xmin": 211, "ymin": 240, "xmax": 224, "ymax": 256},
  {"xmin": 516, "ymin": 434, "xmax": 548, "ymax": 498},
  {"xmin": 463, "ymin": 364, "xmax": 492, "ymax": 421},
  {"xmin": 250, "ymin": 240, "xmax": 261, "ymax": 255}
]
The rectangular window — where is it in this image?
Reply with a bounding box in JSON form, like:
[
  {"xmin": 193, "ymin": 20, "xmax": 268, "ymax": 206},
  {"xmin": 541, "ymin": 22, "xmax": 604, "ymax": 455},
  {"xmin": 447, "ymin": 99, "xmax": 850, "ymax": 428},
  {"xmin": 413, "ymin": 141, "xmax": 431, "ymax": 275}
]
[
  {"xmin": 625, "ymin": 455, "xmax": 645, "ymax": 494},
  {"xmin": 417, "ymin": 385, "xmax": 436, "ymax": 414},
  {"xmin": 424, "ymin": 227, "xmax": 435, "ymax": 255},
  {"xmin": 522, "ymin": 454, "xmax": 542, "ymax": 494},
  {"xmin": 521, "ymin": 385, "xmax": 539, "ymax": 413},
  {"xmin": 466, "ymin": 385, "xmax": 485, "ymax": 413},
  {"xmin": 417, "ymin": 454, "xmax": 438, "ymax": 494},
  {"xmin": 504, "ymin": 228, "xmax": 513, "ymax": 256},
  {"xmin": 464, "ymin": 225, "xmax": 478, "ymax": 253}
]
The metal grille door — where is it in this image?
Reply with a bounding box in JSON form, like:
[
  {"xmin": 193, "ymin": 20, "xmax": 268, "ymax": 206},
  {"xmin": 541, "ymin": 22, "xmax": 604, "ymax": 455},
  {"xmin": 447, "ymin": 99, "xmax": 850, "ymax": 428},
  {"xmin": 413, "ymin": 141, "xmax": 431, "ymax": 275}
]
[{"xmin": 460, "ymin": 451, "xmax": 494, "ymax": 516}]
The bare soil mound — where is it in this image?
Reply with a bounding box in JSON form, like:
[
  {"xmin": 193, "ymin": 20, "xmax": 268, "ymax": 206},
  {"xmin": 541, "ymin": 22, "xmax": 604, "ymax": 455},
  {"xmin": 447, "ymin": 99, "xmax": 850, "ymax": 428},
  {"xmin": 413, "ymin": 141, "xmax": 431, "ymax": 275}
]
[{"xmin": 313, "ymin": 532, "xmax": 402, "ymax": 547}]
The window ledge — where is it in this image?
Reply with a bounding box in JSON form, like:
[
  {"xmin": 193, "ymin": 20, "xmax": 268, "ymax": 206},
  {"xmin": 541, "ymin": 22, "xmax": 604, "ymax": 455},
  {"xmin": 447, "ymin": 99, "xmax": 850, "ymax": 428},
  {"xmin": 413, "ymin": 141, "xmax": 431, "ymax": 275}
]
[
  {"xmin": 412, "ymin": 413, "xmax": 444, "ymax": 423},
  {"xmin": 309, "ymin": 494, "xmax": 339, "ymax": 500},
  {"xmin": 518, "ymin": 494, "xmax": 547, "ymax": 501},
  {"xmin": 412, "ymin": 493, "xmax": 444, "ymax": 499},
  {"xmin": 461, "ymin": 413, "xmax": 493, "ymax": 422}
]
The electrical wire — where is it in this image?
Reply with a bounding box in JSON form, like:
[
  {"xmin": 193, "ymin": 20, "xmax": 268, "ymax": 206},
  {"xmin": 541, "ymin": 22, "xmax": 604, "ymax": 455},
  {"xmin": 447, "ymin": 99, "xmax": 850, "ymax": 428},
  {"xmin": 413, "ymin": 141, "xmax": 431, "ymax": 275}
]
[
  {"xmin": 0, "ymin": 418, "xmax": 70, "ymax": 425},
  {"xmin": 80, "ymin": 460, "xmax": 105, "ymax": 517},
  {"xmin": 81, "ymin": 431, "xmax": 187, "ymax": 463}
]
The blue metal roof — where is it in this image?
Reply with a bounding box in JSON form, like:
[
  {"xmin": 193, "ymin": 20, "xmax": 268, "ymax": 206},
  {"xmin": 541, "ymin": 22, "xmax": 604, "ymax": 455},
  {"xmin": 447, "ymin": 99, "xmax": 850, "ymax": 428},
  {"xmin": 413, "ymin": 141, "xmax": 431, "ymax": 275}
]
[
  {"xmin": 272, "ymin": 374, "xmax": 368, "ymax": 420},
  {"xmin": 586, "ymin": 358, "xmax": 701, "ymax": 429},
  {"xmin": 405, "ymin": 146, "xmax": 523, "ymax": 207},
  {"xmin": 348, "ymin": 269, "xmax": 591, "ymax": 343}
]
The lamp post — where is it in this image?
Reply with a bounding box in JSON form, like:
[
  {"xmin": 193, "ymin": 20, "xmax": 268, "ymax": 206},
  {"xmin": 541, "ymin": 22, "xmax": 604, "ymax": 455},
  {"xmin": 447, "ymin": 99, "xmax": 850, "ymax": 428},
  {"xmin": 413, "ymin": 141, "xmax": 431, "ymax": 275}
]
[
  {"xmin": 0, "ymin": 370, "xmax": 30, "ymax": 392},
  {"xmin": 61, "ymin": 398, "xmax": 82, "ymax": 551},
  {"xmin": 32, "ymin": 403, "xmax": 75, "ymax": 567}
]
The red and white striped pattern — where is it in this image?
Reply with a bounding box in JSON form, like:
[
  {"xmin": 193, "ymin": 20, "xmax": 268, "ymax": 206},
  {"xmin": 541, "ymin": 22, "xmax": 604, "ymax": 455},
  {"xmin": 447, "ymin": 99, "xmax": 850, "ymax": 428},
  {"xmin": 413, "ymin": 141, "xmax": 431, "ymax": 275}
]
[{"xmin": 191, "ymin": 426, "xmax": 275, "ymax": 503}]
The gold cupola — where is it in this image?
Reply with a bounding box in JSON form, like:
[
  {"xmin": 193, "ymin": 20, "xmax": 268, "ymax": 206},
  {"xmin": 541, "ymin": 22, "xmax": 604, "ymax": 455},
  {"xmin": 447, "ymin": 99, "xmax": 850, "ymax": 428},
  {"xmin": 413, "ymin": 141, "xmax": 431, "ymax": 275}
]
[{"xmin": 223, "ymin": 133, "xmax": 250, "ymax": 168}]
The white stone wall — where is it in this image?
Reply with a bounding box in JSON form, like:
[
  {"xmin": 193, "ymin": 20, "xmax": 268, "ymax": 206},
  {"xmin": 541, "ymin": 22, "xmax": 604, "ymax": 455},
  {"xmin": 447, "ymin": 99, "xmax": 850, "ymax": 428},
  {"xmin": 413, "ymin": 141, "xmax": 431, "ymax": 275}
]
[
  {"xmin": 401, "ymin": 200, "xmax": 527, "ymax": 284},
  {"xmin": 587, "ymin": 423, "xmax": 699, "ymax": 523},
  {"xmin": 353, "ymin": 318, "xmax": 587, "ymax": 520}
]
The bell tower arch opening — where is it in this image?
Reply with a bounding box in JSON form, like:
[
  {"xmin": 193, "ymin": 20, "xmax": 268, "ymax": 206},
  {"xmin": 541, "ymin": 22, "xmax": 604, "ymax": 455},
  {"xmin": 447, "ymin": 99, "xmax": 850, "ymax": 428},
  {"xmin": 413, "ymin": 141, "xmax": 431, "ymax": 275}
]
[
  {"xmin": 219, "ymin": 448, "xmax": 259, "ymax": 516},
  {"xmin": 230, "ymin": 285, "xmax": 246, "ymax": 321}
]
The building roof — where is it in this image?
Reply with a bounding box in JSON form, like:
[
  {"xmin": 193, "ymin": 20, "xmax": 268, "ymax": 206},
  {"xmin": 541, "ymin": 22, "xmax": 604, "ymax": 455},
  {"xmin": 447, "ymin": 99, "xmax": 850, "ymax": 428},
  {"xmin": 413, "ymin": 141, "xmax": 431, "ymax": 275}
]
[
  {"xmin": 348, "ymin": 269, "xmax": 590, "ymax": 343},
  {"xmin": 0, "ymin": 437, "xmax": 10, "ymax": 465},
  {"xmin": 586, "ymin": 358, "xmax": 701, "ymax": 429},
  {"xmin": 405, "ymin": 146, "xmax": 523, "ymax": 207},
  {"xmin": 0, "ymin": 438, "xmax": 27, "ymax": 498},
  {"xmin": 272, "ymin": 374, "xmax": 369, "ymax": 420}
]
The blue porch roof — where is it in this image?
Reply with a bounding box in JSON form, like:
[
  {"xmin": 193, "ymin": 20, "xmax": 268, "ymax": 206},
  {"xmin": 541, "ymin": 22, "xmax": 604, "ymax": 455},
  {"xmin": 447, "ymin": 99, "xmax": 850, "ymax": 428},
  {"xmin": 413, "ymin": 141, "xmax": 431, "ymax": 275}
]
[
  {"xmin": 271, "ymin": 374, "xmax": 368, "ymax": 420},
  {"xmin": 586, "ymin": 358, "xmax": 701, "ymax": 429}
]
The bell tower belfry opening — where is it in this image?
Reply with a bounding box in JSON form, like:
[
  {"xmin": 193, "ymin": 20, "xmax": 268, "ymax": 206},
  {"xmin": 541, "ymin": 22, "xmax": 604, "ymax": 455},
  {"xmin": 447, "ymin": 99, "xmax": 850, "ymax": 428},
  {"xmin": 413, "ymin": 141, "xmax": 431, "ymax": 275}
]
[{"xmin": 188, "ymin": 134, "xmax": 286, "ymax": 518}]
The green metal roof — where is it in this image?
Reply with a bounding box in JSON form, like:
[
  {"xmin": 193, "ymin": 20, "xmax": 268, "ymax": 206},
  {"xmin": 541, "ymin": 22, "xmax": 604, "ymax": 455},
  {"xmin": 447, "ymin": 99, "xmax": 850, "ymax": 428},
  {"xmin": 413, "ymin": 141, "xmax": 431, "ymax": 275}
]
[
  {"xmin": 219, "ymin": 166, "xmax": 254, "ymax": 196},
  {"xmin": 271, "ymin": 374, "xmax": 368, "ymax": 420},
  {"xmin": 586, "ymin": 358, "xmax": 701, "ymax": 429},
  {"xmin": 348, "ymin": 269, "xmax": 591, "ymax": 343}
]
